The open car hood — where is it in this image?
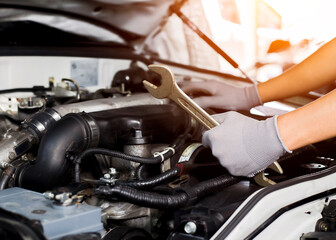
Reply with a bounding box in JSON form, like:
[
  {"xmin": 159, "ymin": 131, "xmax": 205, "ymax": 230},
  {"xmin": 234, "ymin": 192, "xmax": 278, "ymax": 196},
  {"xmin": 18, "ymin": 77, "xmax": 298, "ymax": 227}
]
[{"xmin": 0, "ymin": 0, "xmax": 176, "ymax": 41}]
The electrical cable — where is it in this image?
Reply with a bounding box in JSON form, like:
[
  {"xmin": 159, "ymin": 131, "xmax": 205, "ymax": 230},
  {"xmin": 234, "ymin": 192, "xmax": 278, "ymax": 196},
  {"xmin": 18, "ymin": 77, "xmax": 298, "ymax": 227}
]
[
  {"xmin": 115, "ymin": 165, "xmax": 182, "ymax": 189},
  {"xmin": 96, "ymin": 174, "xmax": 240, "ymax": 209}
]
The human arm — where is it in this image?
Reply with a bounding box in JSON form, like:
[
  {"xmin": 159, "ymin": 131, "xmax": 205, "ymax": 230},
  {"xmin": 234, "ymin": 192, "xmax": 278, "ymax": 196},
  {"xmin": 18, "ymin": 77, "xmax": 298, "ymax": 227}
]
[
  {"xmin": 258, "ymin": 37, "xmax": 336, "ymax": 103},
  {"xmin": 203, "ymin": 88, "xmax": 336, "ymax": 176},
  {"xmin": 181, "ymin": 38, "xmax": 336, "ymax": 110},
  {"xmin": 278, "ymin": 88, "xmax": 336, "ymax": 151}
]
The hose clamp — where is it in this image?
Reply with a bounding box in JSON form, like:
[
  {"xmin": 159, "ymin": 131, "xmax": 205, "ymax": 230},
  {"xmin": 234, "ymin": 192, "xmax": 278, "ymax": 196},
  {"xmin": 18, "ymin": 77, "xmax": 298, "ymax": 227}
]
[{"xmin": 80, "ymin": 114, "xmax": 100, "ymax": 148}]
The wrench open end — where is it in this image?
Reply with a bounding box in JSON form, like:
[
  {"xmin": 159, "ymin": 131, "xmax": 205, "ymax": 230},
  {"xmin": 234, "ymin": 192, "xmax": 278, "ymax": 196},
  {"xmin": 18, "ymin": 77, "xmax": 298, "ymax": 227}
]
[
  {"xmin": 143, "ymin": 80, "xmax": 158, "ymax": 94},
  {"xmin": 142, "ymin": 64, "xmax": 174, "ymax": 99},
  {"xmin": 148, "ymin": 64, "xmax": 175, "ymax": 82},
  {"xmin": 268, "ymin": 161, "xmax": 283, "ymax": 174}
]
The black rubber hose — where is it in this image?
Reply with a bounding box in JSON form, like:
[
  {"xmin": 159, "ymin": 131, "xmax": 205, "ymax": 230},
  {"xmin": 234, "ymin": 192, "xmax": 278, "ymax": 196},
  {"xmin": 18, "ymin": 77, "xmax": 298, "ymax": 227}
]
[
  {"xmin": 135, "ymin": 164, "xmax": 146, "ymax": 180},
  {"xmin": 22, "ymin": 108, "xmax": 61, "ymax": 140},
  {"xmin": 76, "ymin": 147, "xmax": 174, "ymax": 165},
  {"xmin": 74, "ymin": 105, "xmax": 191, "ymax": 183},
  {"xmin": 96, "ymin": 174, "xmax": 240, "ymax": 209},
  {"xmin": 115, "ymin": 165, "xmax": 182, "ymax": 189},
  {"xmin": 76, "ymin": 130, "xmax": 188, "ymax": 167},
  {"xmin": 17, "ymin": 113, "xmax": 96, "ymax": 192},
  {"xmin": 0, "ymin": 165, "xmax": 15, "ymax": 190},
  {"xmin": 74, "ymin": 147, "xmax": 175, "ymax": 183},
  {"xmin": 0, "ymin": 173, "xmax": 11, "ymax": 190}
]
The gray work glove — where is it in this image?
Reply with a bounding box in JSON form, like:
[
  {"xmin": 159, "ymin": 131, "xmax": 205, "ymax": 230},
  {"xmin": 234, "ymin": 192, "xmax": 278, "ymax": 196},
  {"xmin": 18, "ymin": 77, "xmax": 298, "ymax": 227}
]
[
  {"xmin": 180, "ymin": 80, "xmax": 262, "ymax": 111},
  {"xmin": 202, "ymin": 111, "xmax": 291, "ymax": 177}
]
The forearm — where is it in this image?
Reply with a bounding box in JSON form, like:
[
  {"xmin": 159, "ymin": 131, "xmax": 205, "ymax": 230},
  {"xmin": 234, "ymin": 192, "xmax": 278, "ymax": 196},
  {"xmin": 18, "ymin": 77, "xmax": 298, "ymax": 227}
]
[
  {"xmin": 278, "ymin": 89, "xmax": 336, "ymax": 151},
  {"xmin": 258, "ymin": 38, "xmax": 336, "ymax": 103}
]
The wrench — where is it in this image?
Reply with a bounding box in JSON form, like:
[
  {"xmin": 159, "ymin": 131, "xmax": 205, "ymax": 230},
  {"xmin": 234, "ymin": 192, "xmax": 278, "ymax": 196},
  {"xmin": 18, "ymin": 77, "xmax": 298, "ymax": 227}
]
[
  {"xmin": 143, "ymin": 65, "xmax": 218, "ymax": 130},
  {"xmin": 143, "ymin": 64, "xmax": 283, "ymax": 186}
]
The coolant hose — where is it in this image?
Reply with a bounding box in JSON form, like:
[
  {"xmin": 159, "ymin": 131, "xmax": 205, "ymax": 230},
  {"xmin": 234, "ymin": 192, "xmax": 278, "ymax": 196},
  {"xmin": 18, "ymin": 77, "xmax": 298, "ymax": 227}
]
[
  {"xmin": 96, "ymin": 174, "xmax": 240, "ymax": 209},
  {"xmin": 115, "ymin": 165, "xmax": 182, "ymax": 189}
]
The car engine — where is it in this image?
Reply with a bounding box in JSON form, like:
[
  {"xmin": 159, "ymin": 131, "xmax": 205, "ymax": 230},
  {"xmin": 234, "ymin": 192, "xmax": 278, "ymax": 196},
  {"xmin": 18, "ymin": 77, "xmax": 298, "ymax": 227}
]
[{"xmin": 0, "ymin": 63, "xmax": 335, "ymax": 240}]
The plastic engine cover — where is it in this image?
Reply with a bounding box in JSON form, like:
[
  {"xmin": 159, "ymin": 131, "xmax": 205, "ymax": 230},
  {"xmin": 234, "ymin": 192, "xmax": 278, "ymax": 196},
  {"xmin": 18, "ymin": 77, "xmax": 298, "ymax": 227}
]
[{"xmin": 0, "ymin": 188, "xmax": 103, "ymax": 239}]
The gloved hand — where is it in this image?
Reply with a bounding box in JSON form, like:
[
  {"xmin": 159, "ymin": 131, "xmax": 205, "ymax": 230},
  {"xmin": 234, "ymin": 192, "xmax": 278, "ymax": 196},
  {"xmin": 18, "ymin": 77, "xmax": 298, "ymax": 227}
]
[
  {"xmin": 202, "ymin": 111, "xmax": 291, "ymax": 177},
  {"xmin": 180, "ymin": 80, "xmax": 262, "ymax": 111}
]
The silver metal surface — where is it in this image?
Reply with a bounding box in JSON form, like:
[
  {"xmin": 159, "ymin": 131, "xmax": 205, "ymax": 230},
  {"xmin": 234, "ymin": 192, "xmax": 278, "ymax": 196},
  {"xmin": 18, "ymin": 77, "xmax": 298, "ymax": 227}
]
[
  {"xmin": 0, "ymin": 129, "xmax": 34, "ymax": 166},
  {"xmin": 184, "ymin": 221, "xmax": 197, "ymax": 234},
  {"xmin": 101, "ymin": 201, "xmax": 158, "ymax": 234},
  {"xmin": 53, "ymin": 93, "xmax": 168, "ymax": 116}
]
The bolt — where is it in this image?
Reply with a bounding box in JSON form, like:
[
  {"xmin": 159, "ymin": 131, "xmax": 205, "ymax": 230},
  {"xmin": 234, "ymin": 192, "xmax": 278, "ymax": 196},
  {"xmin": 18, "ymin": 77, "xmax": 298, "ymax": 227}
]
[
  {"xmin": 0, "ymin": 162, "xmax": 9, "ymax": 169},
  {"xmin": 104, "ymin": 173, "xmax": 111, "ymax": 179},
  {"xmin": 28, "ymin": 97, "xmax": 33, "ymax": 107},
  {"xmin": 43, "ymin": 191, "xmax": 54, "ymax": 199},
  {"xmin": 319, "ymin": 222, "xmax": 328, "ymax": 231},
  {"xmin": 55, "ymin": 193, "xmax": 71, "ymax": 203},
  {"xmin": 100, "ymin": 202, "xmax": 110, "ymax": 209},
  {"xmin": 134, "ymin": 129, "xmax": 143, "ymax": 138},
  {"xmin": 109, "ymin": 168, "xmax": 117, "ymax": 174},
  {"xmin": 184, "ymin": 221, "xmax": 197, "ymax": 234},
  {"xmin": 8, "ymin": 152, "xmax": 16, "ymax": 160}
]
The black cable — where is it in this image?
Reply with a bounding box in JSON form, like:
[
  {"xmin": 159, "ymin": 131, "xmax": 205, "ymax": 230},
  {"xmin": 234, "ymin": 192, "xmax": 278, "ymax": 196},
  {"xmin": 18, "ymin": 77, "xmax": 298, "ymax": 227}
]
[
  {"xmin": 0, "ymin": 86, "xmax": 51, "ymax": 94},
  {"xmin": 184, "ymin": 174, "xmax": 241, "ymax": 205},
  {"xmin": 96, "ymin": 184, "xmax": 189, "ymax": 209},
  {"xmin": 96, "ymin": 174, "xmax": 240, "ymax": 209},
  {"xmin": 133, "ymin": 132, "xmax": 191, "ymax": 181},
  {"xmin": 115, "ymin": 165, "xmax": 182, "ymax": 189}
]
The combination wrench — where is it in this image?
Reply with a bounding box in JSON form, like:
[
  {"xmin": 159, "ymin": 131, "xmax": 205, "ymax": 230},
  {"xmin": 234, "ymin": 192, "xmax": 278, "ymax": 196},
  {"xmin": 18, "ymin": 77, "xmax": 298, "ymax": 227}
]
[{"xmin": 143, "ymin": 64, "xmax": 282, "ymax": 186}]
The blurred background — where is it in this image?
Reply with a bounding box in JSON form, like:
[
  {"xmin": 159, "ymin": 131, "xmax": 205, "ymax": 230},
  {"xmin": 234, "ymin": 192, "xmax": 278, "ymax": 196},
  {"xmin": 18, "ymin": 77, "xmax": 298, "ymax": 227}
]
[{"xmin": 155, "ymin": 0, "xmax": 336, "ymax": 83}]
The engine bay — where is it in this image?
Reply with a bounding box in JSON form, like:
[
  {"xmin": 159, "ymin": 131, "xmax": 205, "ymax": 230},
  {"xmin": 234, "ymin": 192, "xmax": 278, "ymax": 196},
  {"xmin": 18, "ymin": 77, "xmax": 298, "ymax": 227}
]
[{"xmin": 0, "ymin": 62, "xmax": 335, "ymax": 240}]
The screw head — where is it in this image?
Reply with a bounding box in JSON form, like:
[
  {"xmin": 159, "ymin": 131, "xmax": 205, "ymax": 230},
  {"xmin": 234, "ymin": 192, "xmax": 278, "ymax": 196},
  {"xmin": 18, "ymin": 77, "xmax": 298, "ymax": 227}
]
[
  {"xmin": 104, "ymin": 173, "xmax": 111, "ymax": 179},
  {"xmin": 184, "ymin": 221, "xmax": 197, "ymax": 234}
]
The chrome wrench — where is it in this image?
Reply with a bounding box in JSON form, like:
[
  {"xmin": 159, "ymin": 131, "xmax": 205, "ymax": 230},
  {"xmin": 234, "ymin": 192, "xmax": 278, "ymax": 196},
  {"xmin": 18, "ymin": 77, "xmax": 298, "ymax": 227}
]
[{"xmin": 143, "ymin": 64, "xmax": 282, "ymax": 186}]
